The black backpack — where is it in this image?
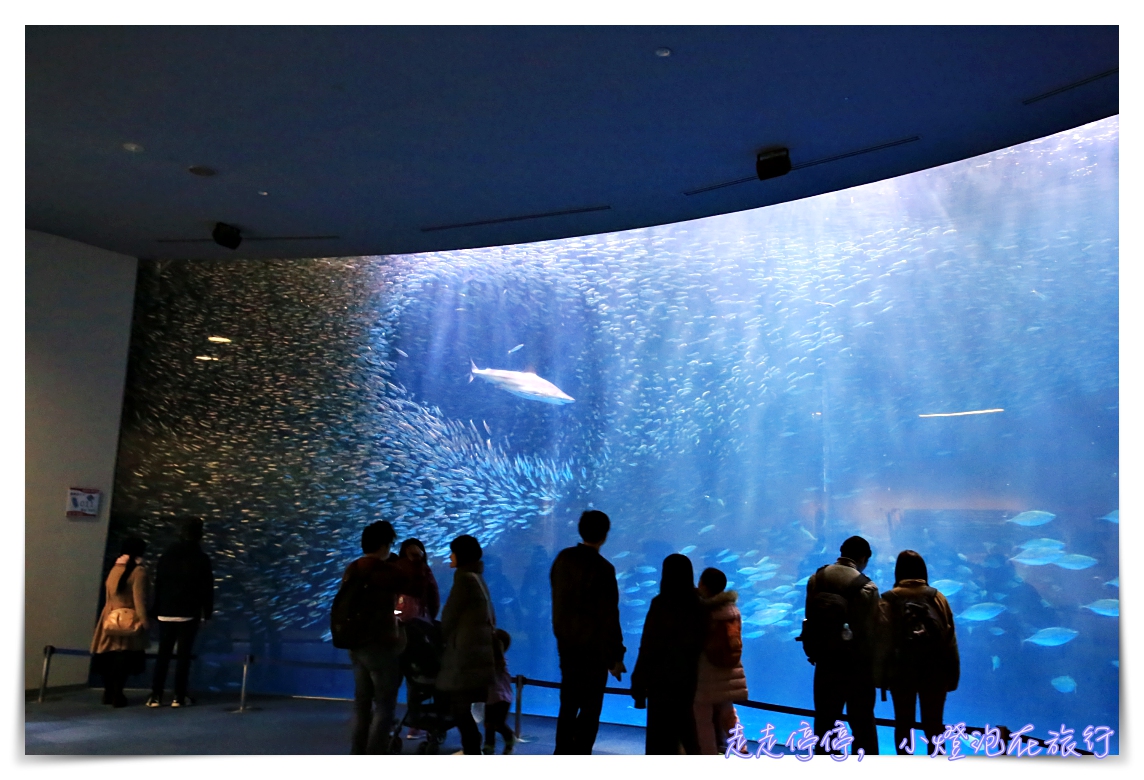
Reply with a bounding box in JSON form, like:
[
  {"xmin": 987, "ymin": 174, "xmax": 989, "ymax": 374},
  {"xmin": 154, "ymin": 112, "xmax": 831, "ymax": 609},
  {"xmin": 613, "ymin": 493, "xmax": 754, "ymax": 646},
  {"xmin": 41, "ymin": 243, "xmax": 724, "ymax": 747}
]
[
  {"xmin": 887, "ymin": 587, "xmax": 946, "ymax": 681},
  {"xmin": 330, "ymin": 562, "xmax": 393, "ymax": 650},
  {"xmin": 797, "ymin": 566, "xmax": 870, "ymax": 665}
]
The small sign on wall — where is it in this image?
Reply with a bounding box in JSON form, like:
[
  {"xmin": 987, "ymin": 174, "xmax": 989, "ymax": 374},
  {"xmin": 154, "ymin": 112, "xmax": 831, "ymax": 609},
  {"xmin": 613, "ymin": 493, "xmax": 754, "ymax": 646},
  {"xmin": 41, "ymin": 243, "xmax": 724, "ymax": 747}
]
[{"xmin": 66, "ymin": 487, "xmax": 102, "ymax": 519}]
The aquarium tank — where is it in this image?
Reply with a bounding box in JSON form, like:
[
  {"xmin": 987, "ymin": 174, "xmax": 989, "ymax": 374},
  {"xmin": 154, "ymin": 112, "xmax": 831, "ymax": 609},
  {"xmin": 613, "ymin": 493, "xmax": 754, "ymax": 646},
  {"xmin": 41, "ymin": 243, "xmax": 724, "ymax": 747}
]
[{"xmin": 107, "ymin": 116, "xmax": 1118, "ymax": 753}]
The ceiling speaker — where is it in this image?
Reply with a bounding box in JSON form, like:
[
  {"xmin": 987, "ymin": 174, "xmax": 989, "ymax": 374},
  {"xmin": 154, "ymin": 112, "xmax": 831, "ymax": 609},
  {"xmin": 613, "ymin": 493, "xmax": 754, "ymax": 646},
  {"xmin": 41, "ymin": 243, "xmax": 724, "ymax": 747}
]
[
  {"xmin": 212, "ymin": 222, "xmax": 242, "ymax": 250},
  {"xmin": 756, "ymin": 148, "xmax": 792, "ymax": 181}
]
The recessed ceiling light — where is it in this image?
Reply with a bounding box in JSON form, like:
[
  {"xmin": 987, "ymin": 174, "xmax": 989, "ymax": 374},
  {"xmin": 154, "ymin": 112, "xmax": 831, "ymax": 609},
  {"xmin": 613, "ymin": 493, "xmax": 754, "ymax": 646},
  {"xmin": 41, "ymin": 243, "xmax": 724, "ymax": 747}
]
[
  {"xmin": 258, "ymin": 191, "xmax": 268, "ymax": 196},
  {"xmin": 188, "ymin": 165, "xmax": 217, "ymax": 177},
  {"xmin": 655, "ymin": 47, "xmax": 672, "ymax": 57},
  {"xmin": 122, "ymin": 142, "xmax": 144, "ymax": 153},
  {"xmin": 207, "ymin": 336, "xmax": 232, "ymax": 343},
  {"xmin": 195, "ymin": 355, "xmax": 219, "ymax": 361}
]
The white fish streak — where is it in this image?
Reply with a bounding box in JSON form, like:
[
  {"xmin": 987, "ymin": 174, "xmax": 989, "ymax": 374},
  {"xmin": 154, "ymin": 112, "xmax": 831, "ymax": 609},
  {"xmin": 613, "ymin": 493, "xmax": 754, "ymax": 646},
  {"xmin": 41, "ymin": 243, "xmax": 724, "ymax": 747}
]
[{"xmin": 470, "ymin": 360, "xmax": 574, "ymax": 404}]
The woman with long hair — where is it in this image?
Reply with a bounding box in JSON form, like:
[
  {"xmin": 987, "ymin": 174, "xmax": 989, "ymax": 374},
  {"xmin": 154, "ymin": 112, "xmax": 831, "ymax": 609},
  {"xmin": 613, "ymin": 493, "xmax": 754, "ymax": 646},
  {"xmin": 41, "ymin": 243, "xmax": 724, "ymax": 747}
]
[
  {"xmin": 90, "ymin": 537, "xmax": 150, "ymax": 707},
  {"xmin": 394, "ymin": 537, "xmax": 440, "ymax": 741},
  {"xmin": 880, "ymin": 549, "xmax": 960, "ymax": 754},
  {"xmin": 630, "ymin": 553, "xmax": 706, "ymax": 754},
  {"xmin": 395, "ymin": 538, "xmax": 440, "ymax": 622}
]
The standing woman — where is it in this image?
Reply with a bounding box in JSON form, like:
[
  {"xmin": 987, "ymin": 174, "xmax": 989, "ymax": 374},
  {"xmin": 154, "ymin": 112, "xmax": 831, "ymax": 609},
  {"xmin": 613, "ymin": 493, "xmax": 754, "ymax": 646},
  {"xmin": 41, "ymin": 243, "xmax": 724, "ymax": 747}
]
[
  {"xmin": 90, "ymin": 537, "xmax": 151, "ymax": 707},
  {"xmin": 880, "ymin": 550, "xmax": 959, "ymax": 754},
  {"xmin": 394, "ymin": 537, "xmax": 440, "ymax": 741},
  {"xmin": 630, "ymin": 553, "xmax": 705, "ymax": 755},
  {"xmin": 395, "ymin": 538, "xmax": 440, "ymax": 622},
  {"xmin": 436, "ymin": 535, "xmax": 498, "ymax": 755}
]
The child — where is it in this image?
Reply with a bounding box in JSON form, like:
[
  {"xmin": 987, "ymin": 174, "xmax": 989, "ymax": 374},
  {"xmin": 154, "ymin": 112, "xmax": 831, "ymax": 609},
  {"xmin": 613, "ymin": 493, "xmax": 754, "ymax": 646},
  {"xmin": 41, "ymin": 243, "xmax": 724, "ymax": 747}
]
[
  {"xmin": 483, "ymin": 628, "xmax": 516, "ymax": 754},
  {"xmin": 693, "ymin": 567, "xmax": 750, "ymax": 755}
]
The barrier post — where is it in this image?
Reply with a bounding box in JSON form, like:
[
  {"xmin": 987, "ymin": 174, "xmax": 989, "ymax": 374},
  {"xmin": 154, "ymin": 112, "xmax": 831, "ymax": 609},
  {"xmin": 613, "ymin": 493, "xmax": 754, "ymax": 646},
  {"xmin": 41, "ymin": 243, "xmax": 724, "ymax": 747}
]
[
  {"xmin": 514, "ymin": 674, "xmax": 523, "ymax": 738},
  {"xmin": 38, "ymin": 645, "xmax": 55, "ymax": 703},
  {"xmin": 238, "ymin": 654, "xmax": 252, "ymax": 712}
]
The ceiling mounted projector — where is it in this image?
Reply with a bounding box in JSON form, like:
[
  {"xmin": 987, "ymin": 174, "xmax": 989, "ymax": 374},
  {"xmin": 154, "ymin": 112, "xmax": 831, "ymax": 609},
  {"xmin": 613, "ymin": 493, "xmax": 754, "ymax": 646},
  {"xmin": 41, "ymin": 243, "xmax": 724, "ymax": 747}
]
[
  {"xmin": 756, "ymin": 148, "xmax": 792, "ymax": 181},
  {"xmin": 212, "ymin": 222, "xmax": 242, "ymax": 249}
]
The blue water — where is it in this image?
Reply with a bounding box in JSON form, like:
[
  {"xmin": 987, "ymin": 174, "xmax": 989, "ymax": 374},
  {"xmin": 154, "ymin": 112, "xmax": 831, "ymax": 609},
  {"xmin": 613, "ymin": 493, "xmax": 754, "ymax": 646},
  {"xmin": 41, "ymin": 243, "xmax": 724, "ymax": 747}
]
[{"xmin": 110, "ymin": 117, "xmax": 1118, "ymax": 753}]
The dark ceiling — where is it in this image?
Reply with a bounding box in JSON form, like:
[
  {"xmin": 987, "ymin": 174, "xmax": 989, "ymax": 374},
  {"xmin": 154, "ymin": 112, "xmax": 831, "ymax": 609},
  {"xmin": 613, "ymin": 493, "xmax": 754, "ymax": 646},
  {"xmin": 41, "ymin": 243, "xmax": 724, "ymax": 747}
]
[{"xmin": 26, "ymin": 26, "xmax": 1118, "ymax": 261}]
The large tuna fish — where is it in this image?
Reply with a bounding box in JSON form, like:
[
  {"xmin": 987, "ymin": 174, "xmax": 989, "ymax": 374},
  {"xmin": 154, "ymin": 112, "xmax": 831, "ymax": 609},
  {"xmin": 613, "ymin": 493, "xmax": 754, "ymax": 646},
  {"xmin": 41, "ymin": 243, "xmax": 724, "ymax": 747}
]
[{"xmin": 470, "ymin": 360, "xmax": 574, "ymax": 404}]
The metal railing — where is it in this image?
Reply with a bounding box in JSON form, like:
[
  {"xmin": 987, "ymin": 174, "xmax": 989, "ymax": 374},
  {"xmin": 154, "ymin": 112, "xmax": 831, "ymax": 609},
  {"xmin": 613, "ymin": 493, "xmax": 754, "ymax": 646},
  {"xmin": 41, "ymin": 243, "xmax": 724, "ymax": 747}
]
[
  {"xmin": 37, "ymin": 645, "xmax": 1092, "ymax": 754},
  {"xmin": 513, "ymin": 673, "xmax": 972, "ymax": 734},
  {"xmin": 508, "ymin": 675, "xmax": 1091, "ymax": 754},
  {"xmin": 36, "ymin": 644, "xmax": 253, "ymax": 706}
]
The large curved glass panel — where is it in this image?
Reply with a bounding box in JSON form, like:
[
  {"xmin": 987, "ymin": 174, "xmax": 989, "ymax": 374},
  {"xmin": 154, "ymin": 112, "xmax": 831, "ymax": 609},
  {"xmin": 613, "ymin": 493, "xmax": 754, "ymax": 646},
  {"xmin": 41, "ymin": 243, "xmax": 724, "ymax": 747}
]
[{"xmin": 109, "ymin": 116, "xmax": 1118, "ymax": 753}]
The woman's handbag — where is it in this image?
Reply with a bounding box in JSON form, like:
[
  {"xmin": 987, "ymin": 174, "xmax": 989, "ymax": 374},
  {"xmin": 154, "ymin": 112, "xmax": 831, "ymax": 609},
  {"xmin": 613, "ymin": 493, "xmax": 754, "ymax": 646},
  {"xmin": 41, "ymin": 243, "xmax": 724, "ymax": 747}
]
[{"xmin": 102, "ymin": 607, "xmax": 144, "ymax": 637}]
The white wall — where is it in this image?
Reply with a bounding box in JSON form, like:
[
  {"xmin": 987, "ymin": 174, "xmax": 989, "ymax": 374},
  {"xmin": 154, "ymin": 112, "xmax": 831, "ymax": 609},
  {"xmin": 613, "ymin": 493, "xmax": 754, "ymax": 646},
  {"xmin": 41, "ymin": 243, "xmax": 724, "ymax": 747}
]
[{"xmin": 25, "ymin": 230, "xmax": 137, "ymax": 690}]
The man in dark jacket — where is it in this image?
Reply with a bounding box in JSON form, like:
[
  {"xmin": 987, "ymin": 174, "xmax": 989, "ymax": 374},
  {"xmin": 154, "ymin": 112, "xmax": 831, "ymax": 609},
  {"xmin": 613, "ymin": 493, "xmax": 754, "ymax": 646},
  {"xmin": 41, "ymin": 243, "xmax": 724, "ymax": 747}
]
[
  {"xmin": 804, "ymin": 535, "xmax": 883, "ymax": 755},
  {"xmin": 549, "ymin": 509, "xmax": 626, "ymax": 754},
  {"xmin": 340, "ymin": 520, "xmax": 409, "ymax": 754},
  {"xmin": 146, "ymin": 518, "xmax": 214, "ymax": 708}
]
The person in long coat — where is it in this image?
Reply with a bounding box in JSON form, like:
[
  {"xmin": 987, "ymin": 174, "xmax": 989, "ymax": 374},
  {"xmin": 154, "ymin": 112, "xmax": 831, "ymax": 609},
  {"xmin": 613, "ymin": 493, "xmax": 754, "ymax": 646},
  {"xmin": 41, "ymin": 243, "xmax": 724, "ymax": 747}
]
[
  {"xmin": 693, "ymin": 567, "xmax": 750, "ymax": 754},
  {"xmin": 879, "ymin": 549, "xmax": 960, "ymax": 754},
  {"xmin": 90, "ymin": 537, "xmax": 150, "ymax": 707},
  {"xmin": 630, "ymin": 553, "xmax": 705, "ymax": 755},
  {"xmin": 436, "ymin": 534, "xmax": 498, "ymax": 755}
]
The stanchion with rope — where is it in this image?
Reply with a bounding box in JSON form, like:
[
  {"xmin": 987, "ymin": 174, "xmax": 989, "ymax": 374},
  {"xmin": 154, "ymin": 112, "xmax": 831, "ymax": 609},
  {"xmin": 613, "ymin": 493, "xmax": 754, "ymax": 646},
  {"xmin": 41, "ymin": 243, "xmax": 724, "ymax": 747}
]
[
  {"xmin": 226, "ymin": 654, "xmax": 258, "ymax": 713},
  {"xmin": 38, "ymin": 645, "xmax": 55, "ymax": 703},
  {"xmin": 513, "ymin": 674, "xmax": 523, "ymax": 738}
]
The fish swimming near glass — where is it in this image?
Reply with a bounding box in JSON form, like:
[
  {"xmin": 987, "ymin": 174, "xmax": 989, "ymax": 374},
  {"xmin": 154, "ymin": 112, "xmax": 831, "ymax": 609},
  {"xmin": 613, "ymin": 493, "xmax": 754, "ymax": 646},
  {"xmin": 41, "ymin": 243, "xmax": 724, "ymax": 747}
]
[
  {"xmin": 1051, "ymin": 675, "xmax": 1077, "ymax": 693},
  {"xmin": 1101, "ymin": 509, "xmax": 1118, "ymax": 524},
  {"xmin": 931, "ymin": 579, "xmax": 962, "ymax": 596},
  {"xmin": 745, "ymin": 607, "xmax": 790, "ymax": 626},
  {"xmin": 1006, "ymin": 510, "xmax": 1056, "ymax": 527},
  {"xmin": 1023, "ymin": 627, "xmax": 1079, "ymax": 647},
  {"xmin": 960, "ymin": 602, "xmax": 1007, "ymax": 621},
  {"xmin": 1082, "ymin": 599, "xmax": 1119, "ymax": 617},
  {"xmin": 1010, "ymin": 549, "xmax": 1064, "ymax": 566},
  {"xmin": 469, "ymin": 360, "xmax": 574, "ymax": 404},
  {"xmin": 1053, "ymin": 554, "xmax": 1098, "ymax": 570},
  {"xmin": 1018, "ymin": 538, "xmax": 1066, "ymax": 551}
]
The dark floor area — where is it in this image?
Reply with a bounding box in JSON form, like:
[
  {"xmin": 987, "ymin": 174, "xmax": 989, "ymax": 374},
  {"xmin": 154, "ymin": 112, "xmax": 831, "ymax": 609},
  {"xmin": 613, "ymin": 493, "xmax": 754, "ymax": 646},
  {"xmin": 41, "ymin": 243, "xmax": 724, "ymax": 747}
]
[{"xmin": 25, "ymin": 687, "xmax": 650, "ymax": 755}]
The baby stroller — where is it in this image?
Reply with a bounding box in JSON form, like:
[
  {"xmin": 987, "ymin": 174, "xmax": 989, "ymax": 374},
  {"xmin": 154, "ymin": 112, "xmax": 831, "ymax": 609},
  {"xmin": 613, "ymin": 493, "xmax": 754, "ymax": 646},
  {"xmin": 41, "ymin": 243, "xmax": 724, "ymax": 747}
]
[{"xmin": 389, "ymin": 618, "xmax": 454, "ymax": 754}]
